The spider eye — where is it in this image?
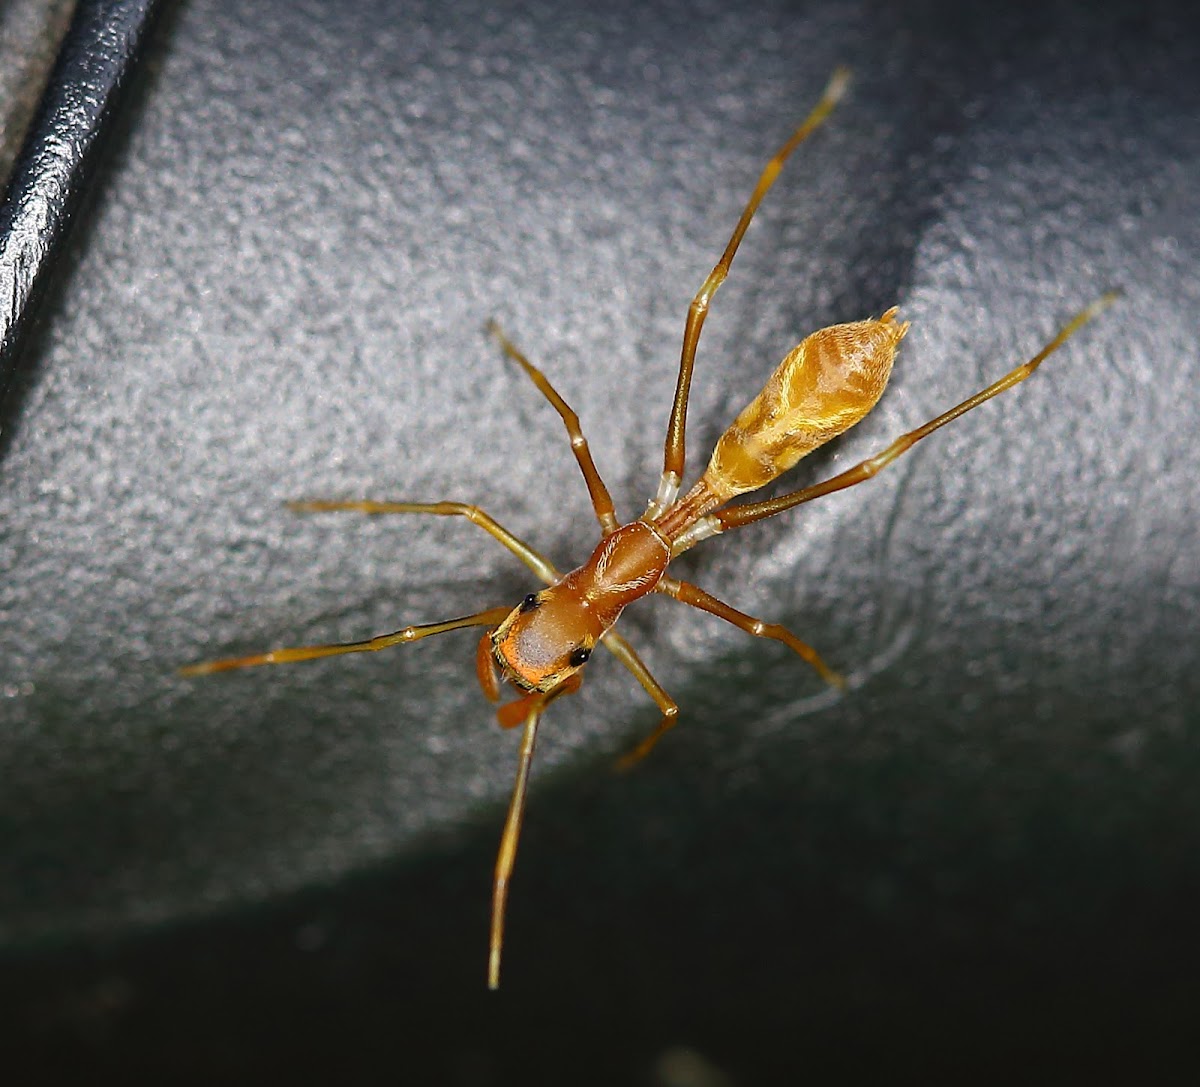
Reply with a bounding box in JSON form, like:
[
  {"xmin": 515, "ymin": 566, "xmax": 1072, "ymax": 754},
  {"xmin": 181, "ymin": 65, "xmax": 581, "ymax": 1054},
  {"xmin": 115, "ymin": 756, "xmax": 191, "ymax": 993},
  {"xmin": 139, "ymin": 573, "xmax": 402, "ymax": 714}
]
[
  {"xmin": 520, "ymin": 593, "xmax": 539, "ymax": 612},
  {"xmin": 568, "ymin": 646, "xmax": 591, "ymax": 667}
]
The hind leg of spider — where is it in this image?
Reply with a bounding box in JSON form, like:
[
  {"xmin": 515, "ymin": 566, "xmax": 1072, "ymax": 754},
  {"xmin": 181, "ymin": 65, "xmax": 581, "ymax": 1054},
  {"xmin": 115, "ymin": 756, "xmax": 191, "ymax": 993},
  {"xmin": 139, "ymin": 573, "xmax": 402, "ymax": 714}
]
[
  {"xmin": 490, "ymin": 673, "xmax": 581, "ymax": 990},
  {"xmin": 657, "ymin": 576, "xmax": 844, "ymax": 689},
  {"xmin": 692, "ymin": 292, "xmax": 1121, "ymax": 541},
  {"xmin": 650, "ymin": 66, "xmax": 851, "ymax": 518},
  {"xmin": 485, "ymin": 321, "xmax": 619, "ymax": 536},
  {"xmin": 287, "ymin": 500, "xmax": 559, "ymax": 585},
  {"xmin": 601, "ymin": 629, "xmax": 680, "ymax": 769},
  {"xmin": 180, "ymin": 605, "xmax": 513, "ymax": 676}
]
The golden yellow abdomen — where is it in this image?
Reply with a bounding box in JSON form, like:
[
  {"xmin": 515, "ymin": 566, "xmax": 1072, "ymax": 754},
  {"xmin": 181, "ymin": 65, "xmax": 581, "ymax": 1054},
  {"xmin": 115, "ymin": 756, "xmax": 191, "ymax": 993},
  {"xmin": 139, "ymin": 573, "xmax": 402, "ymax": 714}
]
[{"xmin": 703, "ymin": 308, "xmax": 909, "ymax": 499}]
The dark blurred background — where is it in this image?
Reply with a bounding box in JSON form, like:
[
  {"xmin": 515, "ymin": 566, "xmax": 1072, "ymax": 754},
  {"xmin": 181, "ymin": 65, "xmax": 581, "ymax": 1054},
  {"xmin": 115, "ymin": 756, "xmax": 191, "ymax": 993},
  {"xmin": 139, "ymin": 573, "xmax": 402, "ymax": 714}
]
[{"xmin": 1, "ymin": 0, "xmax": 1198, "ymax": 1082}]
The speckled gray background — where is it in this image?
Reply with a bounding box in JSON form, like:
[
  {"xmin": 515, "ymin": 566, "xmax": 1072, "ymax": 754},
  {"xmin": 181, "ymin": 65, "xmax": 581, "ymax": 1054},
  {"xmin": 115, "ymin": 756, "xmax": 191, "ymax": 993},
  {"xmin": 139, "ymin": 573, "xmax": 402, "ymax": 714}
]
[{"xmin": 2, "ymin": 0, "xmax": 1199, "ymax": 1080}]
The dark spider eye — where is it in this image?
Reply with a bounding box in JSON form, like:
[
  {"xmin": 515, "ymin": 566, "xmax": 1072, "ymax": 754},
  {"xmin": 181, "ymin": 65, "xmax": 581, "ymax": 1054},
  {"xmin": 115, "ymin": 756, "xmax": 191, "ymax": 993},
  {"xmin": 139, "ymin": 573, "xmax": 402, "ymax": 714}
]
[
  {"xmin": 520, "ymin": 593, "xmax": 539, "ymax": 612},
  {"xmin": 568, "ymin": 646, "xmax": 591, "ymax": 667}
]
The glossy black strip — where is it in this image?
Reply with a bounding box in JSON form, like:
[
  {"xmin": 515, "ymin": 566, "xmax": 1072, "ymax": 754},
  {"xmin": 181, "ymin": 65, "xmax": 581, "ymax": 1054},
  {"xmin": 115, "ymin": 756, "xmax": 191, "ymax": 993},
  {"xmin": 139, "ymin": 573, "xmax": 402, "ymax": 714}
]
[{"xmin": 0, "ymin": 0, "xmax": 162, "ymax": 416}]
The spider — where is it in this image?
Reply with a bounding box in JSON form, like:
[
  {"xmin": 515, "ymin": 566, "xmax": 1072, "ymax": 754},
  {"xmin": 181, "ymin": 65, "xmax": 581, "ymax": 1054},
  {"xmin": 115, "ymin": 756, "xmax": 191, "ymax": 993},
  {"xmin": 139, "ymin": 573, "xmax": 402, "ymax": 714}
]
[{"xmin": 183, "ymin": 67, "xmax": 1116, "ymax": 987}]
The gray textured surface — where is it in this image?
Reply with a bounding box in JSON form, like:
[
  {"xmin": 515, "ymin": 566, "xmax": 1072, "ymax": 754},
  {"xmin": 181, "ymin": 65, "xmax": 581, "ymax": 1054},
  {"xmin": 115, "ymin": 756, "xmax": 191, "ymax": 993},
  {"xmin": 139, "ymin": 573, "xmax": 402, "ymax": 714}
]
[
  {"xmin": 0, "ymin": 0, "xmax": 77, "ymax": 185},
  {"xmin": 2, "ymin": 0, "xmax": 1199, "ymax": 1078}
]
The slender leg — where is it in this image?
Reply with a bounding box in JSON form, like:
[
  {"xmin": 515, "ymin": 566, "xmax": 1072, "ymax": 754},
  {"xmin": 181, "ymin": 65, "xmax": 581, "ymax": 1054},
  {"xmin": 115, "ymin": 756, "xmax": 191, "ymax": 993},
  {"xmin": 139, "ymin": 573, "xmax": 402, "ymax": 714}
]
[
  {"xmin": 489, "ymin": 674, "xmax": 581, "ymax": 990},
  {"xmin": 657, "ymin": 576, "xmax": 844, "ymax": 688},
  {"xmin": 651, "ymin": 66, "xmax": 851, "ymax": 517},
  {"xmin": 706, "ymin": 292, "xmax": 1120, "ymax": 536},
  {"xmin": 287, "ymin": 500, "xmax": 560, "ymax": 585},
  {"xmin": 485, "ymin": 321, "xmax": 620, "ymax": 536},
  {"xmin": 600, "ymin": 629, "xmax": 680, "ymax": 769},
  {"xmin": 180, "ymin": 605, "xmax": 512, "ymax": 676}
]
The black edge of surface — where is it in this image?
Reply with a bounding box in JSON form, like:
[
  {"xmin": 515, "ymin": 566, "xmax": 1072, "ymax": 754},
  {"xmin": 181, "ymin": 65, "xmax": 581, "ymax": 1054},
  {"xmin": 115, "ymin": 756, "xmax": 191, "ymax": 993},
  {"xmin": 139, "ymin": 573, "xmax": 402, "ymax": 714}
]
[{"xmin": 0, "ymin": 0, "xmax": 162, "ymax": 422}]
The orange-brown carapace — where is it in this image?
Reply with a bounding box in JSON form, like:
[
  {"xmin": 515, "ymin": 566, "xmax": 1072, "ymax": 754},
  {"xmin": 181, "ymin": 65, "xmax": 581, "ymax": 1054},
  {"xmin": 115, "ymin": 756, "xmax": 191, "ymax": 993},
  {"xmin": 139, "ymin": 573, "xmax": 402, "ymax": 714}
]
[{"xmin": 490, "ymin": 521, "xmax": 670, "ymax": 693}]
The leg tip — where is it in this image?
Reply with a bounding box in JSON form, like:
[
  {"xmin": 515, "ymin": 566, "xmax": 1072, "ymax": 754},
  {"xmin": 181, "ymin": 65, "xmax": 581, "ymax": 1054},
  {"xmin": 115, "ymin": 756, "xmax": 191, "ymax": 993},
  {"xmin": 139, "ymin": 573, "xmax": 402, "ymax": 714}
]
[
  {"xmin": 614, "ymin": 741, "xmax": 653, "ymax": 773},
  {"xmin": 826, "ymin": 65, "xmax": 852, "ymax": 103},
  {"xmin": 179, "ymin": 660, "xmax": 233, "ymax": 677},
  {"xmin": 825, "ymin": 668, "xmax": 848, "ymax": 692}
]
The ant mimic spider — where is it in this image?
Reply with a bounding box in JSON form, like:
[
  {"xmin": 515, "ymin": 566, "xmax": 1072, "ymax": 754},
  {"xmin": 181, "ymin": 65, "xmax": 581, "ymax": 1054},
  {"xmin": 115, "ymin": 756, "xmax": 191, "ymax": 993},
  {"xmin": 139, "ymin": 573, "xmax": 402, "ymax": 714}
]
[{"xmin": 183, "ymin": 67, "xmax": 1117, "ymax": 988}]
